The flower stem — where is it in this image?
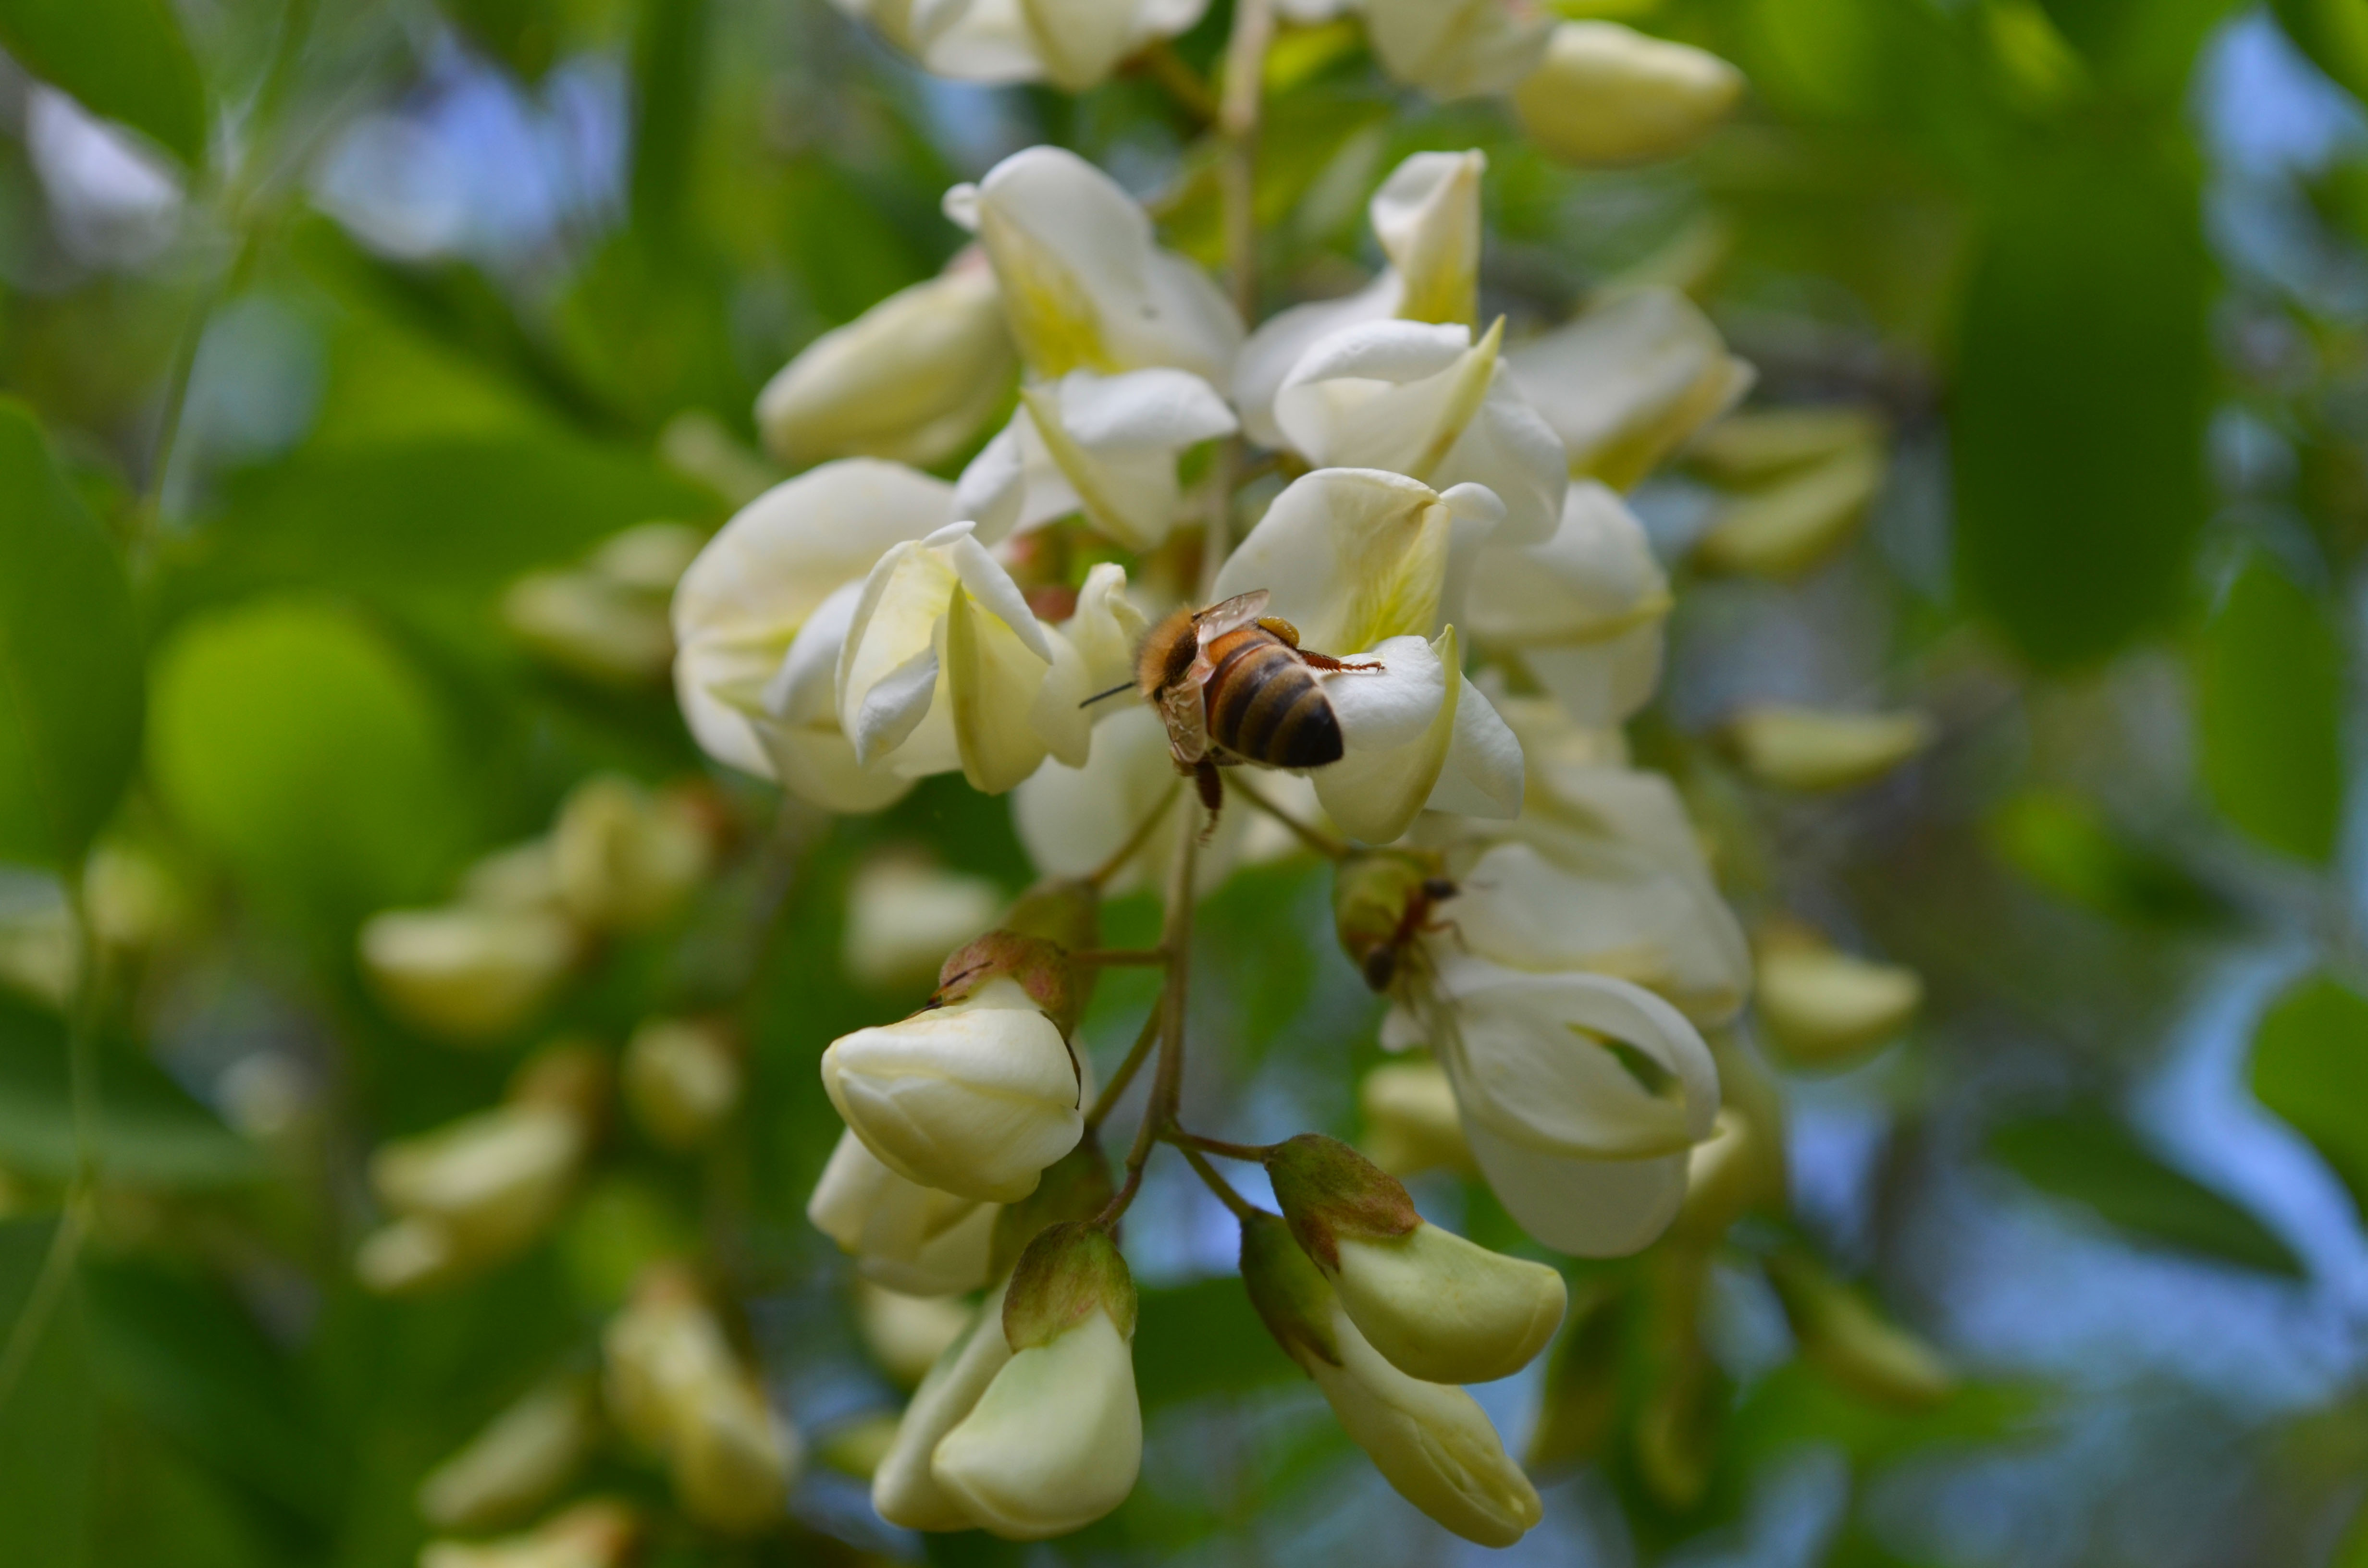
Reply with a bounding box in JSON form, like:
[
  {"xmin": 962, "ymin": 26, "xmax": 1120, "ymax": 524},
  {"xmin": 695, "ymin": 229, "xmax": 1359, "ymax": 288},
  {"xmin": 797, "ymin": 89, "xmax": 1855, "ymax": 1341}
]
[
  {"xmin": 1084, "ymin": 1004, "xmax": 1162, "ymax": 1130},
  {"xmin": 1167, "ymin": 1128, "xmax": 1272, "ymax": 1162},
  {"xmin": 1227, "ymin": 776, "xmax": 1349, "ymax": 859},
  {"xmin": 1178, "ymin": 1143, "xmax": 1262, "ymax": 1221},
  {"xmin": 1136, "ymin": 39, "xmax": 1218, "ymax": 124},
  {"xmin": 1087, "ymin": 784, "xmax": 1181, "ymax": 888},
  {"xmin": 1070, "ymin": 948, "xmax": 1168, "ymax": 968},
  {"xmin": 1217, "ymin": 0, "xmax": 1272, "ymax": 326}
]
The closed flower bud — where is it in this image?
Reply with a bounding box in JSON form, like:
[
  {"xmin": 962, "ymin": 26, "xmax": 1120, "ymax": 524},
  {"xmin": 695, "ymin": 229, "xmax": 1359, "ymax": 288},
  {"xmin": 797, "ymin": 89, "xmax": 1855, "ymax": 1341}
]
[
  {"xmin": 417, "ymin": 1377, "xmax": 596, "ymax": 1531},
  {"xmin": 1692, "ymin": 439, "xmax": 1886, "ymax": 579},
  {"xmin": 1505, "ymin": 286, "xmax": 1754, "ymax": 490},
  {"xmin": 670, "ymin": 1373, "xmax": 798, "ymax": 1533},
  {"xmin": 930, "ymin": 1223, "xmax": 1142, "ymax": 1540},
  {"xmin": 360, "ymin": 1072, "xmax": 593, "ymax": 1292},
  {"xmin": 358, "ymin": 906, "xmax": 579, "ymax": 1042},
  {"xmin": 987, "ymin": 1137, "xmax": 1114, "ymax": 1280},
  {"xmin": 756, "ymin": 254, "xmax": 1015, "ymax": 469},
  {"xmin": 1365, "ymin": 0, "xmax": 1551, "ymax": 99},
  {"xmin": 808, "ymin": 1128, "xmax": 999, "ymax": 1297},
  {"xmin": 841, "ymin": 855, "xmax": 1004, "ymax": 990},
  {"xmin": 1266, "ymin": 1134, "xmax": 1565, "ymax": 1385},
  {"xmin": 855, "ymin": 1280, "xmax": 973, "ymax": 1387},
  {"xmin": 821, "ymin": 969, "xmax": 1084, "ymax": 1205},
  {"xmin": 1359, "ymin": 1059, "xmax": 1471, "ymax": 1176},
  {"xmin": 873, "ymin": 1278, "xmax": 1014, "ymax": 1531},
  {"xmin": 1754, "ymin": 927, "xmax": 1923, "ymax": 1066},
  {"xmin": 1688, "ymin": 405, "xmax": 1886, "ymax": 483},
  {"xmin": 1238, "ymin": 1213, "xmax": 1542, "ymax": 1546},
  {"xmin": 1725, "ymin": 704, "xmax": 1934, "ymax": 791},
  {"xmin": 502, "ymin": 569, "xmax": 675, "ymax": 688},
  {"xmin": 418, "ymin": 1499, "xmax": 640, "ymax": 1568},
  {"xmin": 1513, "ymin": 23, "xmax": 1745, "ymax": 169},
  {"xmin": 623, "ymin": 1017, "xmax": 742, "ymax": 1150},
  {"xmin": 550, "ymin": 774, "xmax": 715, "ymax": 934},
  {"xmin": 1766, "ymin": 1252, "xmax": 1954, "ymax": 1410}
]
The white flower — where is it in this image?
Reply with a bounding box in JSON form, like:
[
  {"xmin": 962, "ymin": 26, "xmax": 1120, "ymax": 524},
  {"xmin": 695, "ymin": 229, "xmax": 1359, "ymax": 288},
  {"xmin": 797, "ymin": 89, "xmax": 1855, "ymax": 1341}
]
[
  {"xmin": 842, "ymin": 0, "xmax": 1210, "ymax": 91},
  {"xmin": 1363, "ymin": 0, "xmax": 1552, "ymax": 99},
  {"xmin": 1236, "ymin": 149, "xmax": 1485, "ymax": 446},
  {"xmin": 835, "ymin": 521, "xmax": 1059, "ymax": 794},
  {"xmin": 1724, "ymin": 704, "xmax": 1934, "ymax": 791},
  {"xmin": 1211, "ymin": 468, "xmax": 1525, "ymax": 842},
  {"xmin": 1359, "ymin": 1058, "xmax": 1471, "ymax": 1176},
  {"xmin": 1462, "ymin": 481, "xmax": 1670, "ymax": 729},
  {"xmin": 1272, "ymin": 319, "xmax": 1567, "ymax": 547},
  {"xmin": 358, "ymin": 1100, "xmax": 589, "ymax": 1292},
  {"xmin": 1753, "ymin": 931, "xmax": 1922, "ymax": 1066},
  {"xmin": 856, "ymin": 1280, "xmax": 974, "ymax": 1387},
  {"xmin": 1512, "ymin": 22, "xmax": 1746, "ymax": 168},
  {"xmin": 1012, "ymin": 703, "xmax": 1249, "ymax": 894},
  {"xmin": 1504, "ymin": 286, "xmax": 1754, "ymax": 489},
  {"xmin": 1028, "ymin": 562, "xmax": 1151, "ymax": 768},
  {"xmin": 1305, "ymin": 1296, "xmax": 1541, "ymax": 1544},
  {"xmin": 755, "ymin": 251, "xmax": 1015, "ymax": 467},
  {"xmin": 548, "ymin": 774, "xmax": 713, "ymax": 934},
  {"xmin": 672, "ymin": 458, "xmax": 954, "ymax": 799},
  {"xmin": 874, "ymin": 1279, "xmax": 1015, "ymax": 1531},
  {"xmin": 946, "ymin": 146, "xmax": 1242, "ymax": 382},
  {"xmin": 1418, "ymin": 956, "xmax": 1721, "ymax": 1257},
  {"xmin": 622, "ymin": 1017, "xmax": 742, "ymax": 1151},
  {"xmin": 820, "ymin": 975, "xmax": 1084, "ymax": 1204},
  {"xmin": 357, "ymin": 906, "xmax": 579, "ymax": 1043},
  {"xmin": 955, "ymin": 368, "xmax": 1237, "ymax": 549},
  {"xmin": 842, "ymin": 856, "xmax": 1007, "ymax": 989},
  {"xmin": 930, "ymin": 1228, "xmax": 1142, "ymax": 1540},
  {"xmin": 808, "ymin": 1127, "xmax": 999, "ymax": 1296},
  {"xmin": 417, "ymin": 1379, "xmax": 595, "ymax": 1531}
]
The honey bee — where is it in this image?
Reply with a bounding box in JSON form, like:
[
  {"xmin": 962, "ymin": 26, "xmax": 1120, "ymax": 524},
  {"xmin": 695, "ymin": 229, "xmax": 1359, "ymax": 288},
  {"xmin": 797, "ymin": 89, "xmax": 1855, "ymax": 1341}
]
[{"xmin": 1130, "ymin": 590, "xmax": 1378, "ymax": 812}]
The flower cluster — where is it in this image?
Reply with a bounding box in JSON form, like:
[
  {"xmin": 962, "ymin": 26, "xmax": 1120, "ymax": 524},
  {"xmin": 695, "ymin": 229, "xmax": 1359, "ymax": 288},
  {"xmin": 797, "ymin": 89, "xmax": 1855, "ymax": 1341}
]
[{"xmin": 662, "ymin": 97, "xmax": 1790, "ymax": 1537}]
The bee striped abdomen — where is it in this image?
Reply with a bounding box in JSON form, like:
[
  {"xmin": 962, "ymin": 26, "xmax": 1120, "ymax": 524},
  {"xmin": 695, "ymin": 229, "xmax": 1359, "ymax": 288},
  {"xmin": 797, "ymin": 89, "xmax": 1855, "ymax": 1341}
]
[{"xmin": 1203, "ymin": 628, "xmax": 1344, "ymax": 768}]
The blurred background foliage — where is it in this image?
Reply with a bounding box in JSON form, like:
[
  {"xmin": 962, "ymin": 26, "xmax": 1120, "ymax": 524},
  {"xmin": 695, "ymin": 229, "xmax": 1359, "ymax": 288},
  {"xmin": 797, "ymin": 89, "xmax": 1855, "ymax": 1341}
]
[{"xmin": 0, "ymin": 0, "xmax": 2365, "ymax": 1564}]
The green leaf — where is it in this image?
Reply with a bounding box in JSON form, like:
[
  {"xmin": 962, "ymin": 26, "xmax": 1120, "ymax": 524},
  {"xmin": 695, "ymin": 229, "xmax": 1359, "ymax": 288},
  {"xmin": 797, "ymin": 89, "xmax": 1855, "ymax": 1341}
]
[
  {"xmin": 0, "ymin": 1217, "xmax": 99, "ymax": 1568},
  {"xmin": 1952, "ymin": 140, "xmax": 2210, "ymax": 668},
  {"xmin": 1987, "ymin": 787, "xmax": 2224, "ymax": 927},
  {"xmin": 2250, "ymin": 973, "xmax": 2368, "ymax": 1217},
  {"xmin": 0, "ymin": 401, "xmax": 144, "ymax": 872},
  {"xmin": 0, "ymin": 0, "xmax": 208, "ymax": 167},
  {"xmin": 437, "ymin": 0, "xmax": 563, "ymax": 81},
  {"xmin": 1133, "ymin": 1276, "xmax": 1299, "ymax": 1409},
  {"xmin": 147, "ymin": 597, "xmax": 476, "ymax": 915},
  {"xmin": 2194, "ymin": 552, "xmax": 2347, "ymax": 863},
  {"xmin": 1987, "ymin": 1107, "xmax": 2301, "ymax": 1275},
  {"xmin": 2272, "ymin": 0, "xmax": 2368, "ymax": 105},
  {"xmin": 0, "ymin": 993, "xmax": 263, "ymax": 1187}
]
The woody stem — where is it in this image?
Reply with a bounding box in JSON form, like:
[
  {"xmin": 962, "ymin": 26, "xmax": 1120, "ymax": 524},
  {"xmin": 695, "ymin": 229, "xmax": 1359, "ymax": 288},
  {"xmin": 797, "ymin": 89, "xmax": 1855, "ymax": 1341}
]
[{"xmin": 1084, "ymin": 1004, "xmax": 1162, "ymax": 1131}]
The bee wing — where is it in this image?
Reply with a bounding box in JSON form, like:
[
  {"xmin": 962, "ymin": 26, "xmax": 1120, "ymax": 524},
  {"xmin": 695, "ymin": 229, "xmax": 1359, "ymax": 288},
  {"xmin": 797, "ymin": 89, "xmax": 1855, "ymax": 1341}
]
[
  {"xmin": 1192, "ymin": 590, "xmax": 1270, "ymax": 647},
  {"xmin": 1160, "ymin": 681, "xmax": 1209, "ymax": 765}
]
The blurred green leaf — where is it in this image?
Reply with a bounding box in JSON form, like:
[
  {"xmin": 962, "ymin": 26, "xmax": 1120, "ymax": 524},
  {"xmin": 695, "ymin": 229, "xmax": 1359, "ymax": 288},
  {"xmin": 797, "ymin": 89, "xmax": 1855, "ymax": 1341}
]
[
  {"xmin": 1952, "ymin": 140, "xmax": 2209, "ymax": 667},
  {"xmin": 0, "ymin": 401, "xmax": 143, "ymax": 872},
  {"xmin": 2271, "ymin": 0, "xmax": 2368, "ymax": 105},
  {"xmin": 2250, "ymin": 973, "xmax": 2368, "ymax": 1218},
  {"xmin": 0, "ymin": 1217, "xmax": 99, "ymax": 1567},
  {"xmin": 2194, "ymin": 551, "xmax": 2346, "ymax": 864},
  {"xmin": 1133, "ymin": 1276, "xmax": 1298, "ymax": 1409},
  {"xmin": 0, "ymin": 0, "xmax": 208, "ymax": 167},
  {"xmin": 1987, "ymin": 787, "xmax": 2224, "ymax": 926},
  {"xmin": 0, "ymin": 994, "xmax": 262, "ymax": 1186},
  {"xmin": 629, "ymin": 0, "xmax": 711, "ymax": 243},
  {"xmin": 1729, "ymin": 1360, "xmax": 2043, "ymax": 1471},
  {"xmin": 781, "ymin": 156, "xmax": 932, "ymax": 324},
  {"xmin": 1987, "ymin": 1107, "xmax": 2301, "ymax": 1275},
  {"xmin": 2034, "ymin": 0, "xmax": 2243, "ymax": 98},
  {"xmin": 438, "ymin": 0, "xmax": 562, "ymax": 80},
  {"xmin": 147, "ymin": 597, "xmax": 476, "ymax": 915}
]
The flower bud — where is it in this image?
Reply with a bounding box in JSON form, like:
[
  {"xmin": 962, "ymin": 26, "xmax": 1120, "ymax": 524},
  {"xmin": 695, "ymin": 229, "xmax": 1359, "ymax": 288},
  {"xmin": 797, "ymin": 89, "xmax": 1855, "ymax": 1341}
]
[
  {"xmin": 756, "ymin": 254, "xmax": 1016, "ymax": 469},
  {"xmin": 931, "ymin": 1223, "xmax": 1142, "ymax": 1540},
  {"xmin": 601, "ymin": 1266, "xmax": 801, "ymax": 1531},
  {"xmin": 873, "ymin": 1278, "xmax": 1014, "ymax": 1531},
  {"xmin": 842, "ymin": 855, "xmax": 1004, "ymax": 990},
  {"xmin": 418, "ymin": 1498, "xmax": 640, "ymax": 1568},
  {"xmin": 1765, "ymin": 1252, "xmax": 1954, "ymax": 1410},
  {"xmin": 1688, "ymin": 405, "xmax": 1886, "ymax": 482},
  {"xmin": 550, "ymin": 774, "xmax": 715, "ymax": 933},
  {"xmin": 417, "ymin": 1377, "xmax": 596, "ymax": 1531},
  {"xmin": 1266, "ymin": 1135, "xmax": 1565, "ymax": 1385},
  {"xmin": 856, "ymin": 1280, "xmax": 973, "ymax": 1387},
  {"xmin": 1505, "ymin": 286, "xmax": 1753, "ymax": 490},
  {"xmin": 821, "ymin": 968, "xmax": 1085, "ymax": 1205},
  {"xmin": 808, "ymin": 1128, "xmax": 998, "ymax": 1296},
  {"xmin": 988, "ymin": 1136, "xmax": 1114, "ymax": 1280},
  {"xmin": 1692, "ymin": 439, "xmax": 1886, "ymax": 580},
  {"xmin": 1753, "ymin": 928, "xmax": 1923, "ymax": 1066},
  {"xmin": 502, "ymin": 569, "xmax": 676, "ymax": 688},
  {"xmin": 0, "ymin": 885, "xmax": 75, "ymax": 1010},
  {"xmin": 1358, "ymin": 1059, "xmax": 1472, "ymax": 1177},
  {"xmin": 623, "ymin": 1016, "xmax": 742, "ymax": 1151},
  {"xmin": 1725, "ymin": 704, "xmax": 1934, "ymax": 791},
  {"xmin": 358, "ymin": 906, "xmax": 579, "ymax": 1042},
  {"xmin": 1238, "ymin": 1213, "xmax": 1542, "ymax": 1546},
  {"xmin": 1513, "ymin": 23, "xmax": 1745, "ymax": 169},
  {"xmin": 458, "ymin": 839, "xmax": 564, "ymax": 913}
]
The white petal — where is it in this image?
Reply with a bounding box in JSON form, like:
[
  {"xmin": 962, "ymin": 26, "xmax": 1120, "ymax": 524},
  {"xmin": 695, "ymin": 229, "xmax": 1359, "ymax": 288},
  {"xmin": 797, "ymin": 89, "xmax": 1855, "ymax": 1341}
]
[
  {"xmin": 1460, "ymin": 1115, "xmax": 1690, "ymax": 1257},
  {"xmin": 1012, "ymin": 705, "xmax": 1243, "ymax": 894},
  {"xmin": 1522, "ymin": 622, "xmax": 1665, "ymax": 728},
  {"xmin": 952, "ymin": 420, "xmax": 1031, "ymax": 545},
  {"xmin": 838, "ymin": 539, "xmax": 960, "ymax": 758},
  {"xmin": 675, "ymin": 460, "xmax": 953, "ymax": 777},
  {"xmin": 1321, "ymin": 633, "xmax": 1443, "ymax": 752},
  {"xmin": 1058, "ymin": 366, "xmax": 1238, "ymax": 450},
  {"xmin": 945, "ymin": 585, "xmax": 1052, "ymax": 795},
  {"xmin": 1233, "ymin": 274, "xmax": 1403, "ymax": 449},
  {"xmin": 1364, "ymin": 0, "xmax": 1551, "ymax": 98},
  {"xmin": 1503, "ymin": 287, "xmax": 1755, "ymax": 489},
  {"xmin": 1369, "ymin": 149, "xmax": 1485, "ymax": 326},
  {"xmin": 1465, "ymin": 480, "xmax": 1669, "ymax": 644},
  {"xmin": 1028, "ymin": 564, "xmax": 1144, "ymax": 765},
  {"xmin": 1422, "ymin": 676, "xmax": 1522, "ymax": 820},
  {"xmin": 1313, "ymin": 628, "xmax": 1462, "ymax": 844},
  {"xmin": 1213, "ymin": 468, "xmax": 1456, "ymax": 654}
]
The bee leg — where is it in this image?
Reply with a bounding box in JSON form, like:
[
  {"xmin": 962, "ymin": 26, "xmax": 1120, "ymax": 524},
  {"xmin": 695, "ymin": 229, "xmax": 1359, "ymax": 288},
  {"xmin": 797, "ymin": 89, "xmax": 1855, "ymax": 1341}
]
[
  {"xmin": 1194, "ymin": 757, "xmax": 1224, "ymax": 841},
  {"xmin": 1294, "ymin": 649, "xmax": 1386, "ymax": 674}
]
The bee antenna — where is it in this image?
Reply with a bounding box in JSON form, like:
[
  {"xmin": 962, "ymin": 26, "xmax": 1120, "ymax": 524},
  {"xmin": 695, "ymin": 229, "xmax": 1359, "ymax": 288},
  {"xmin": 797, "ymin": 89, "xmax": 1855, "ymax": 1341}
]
[{"xmin": 1078, "ymin": 681, "xmax": 1136, "ymax": 710}]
